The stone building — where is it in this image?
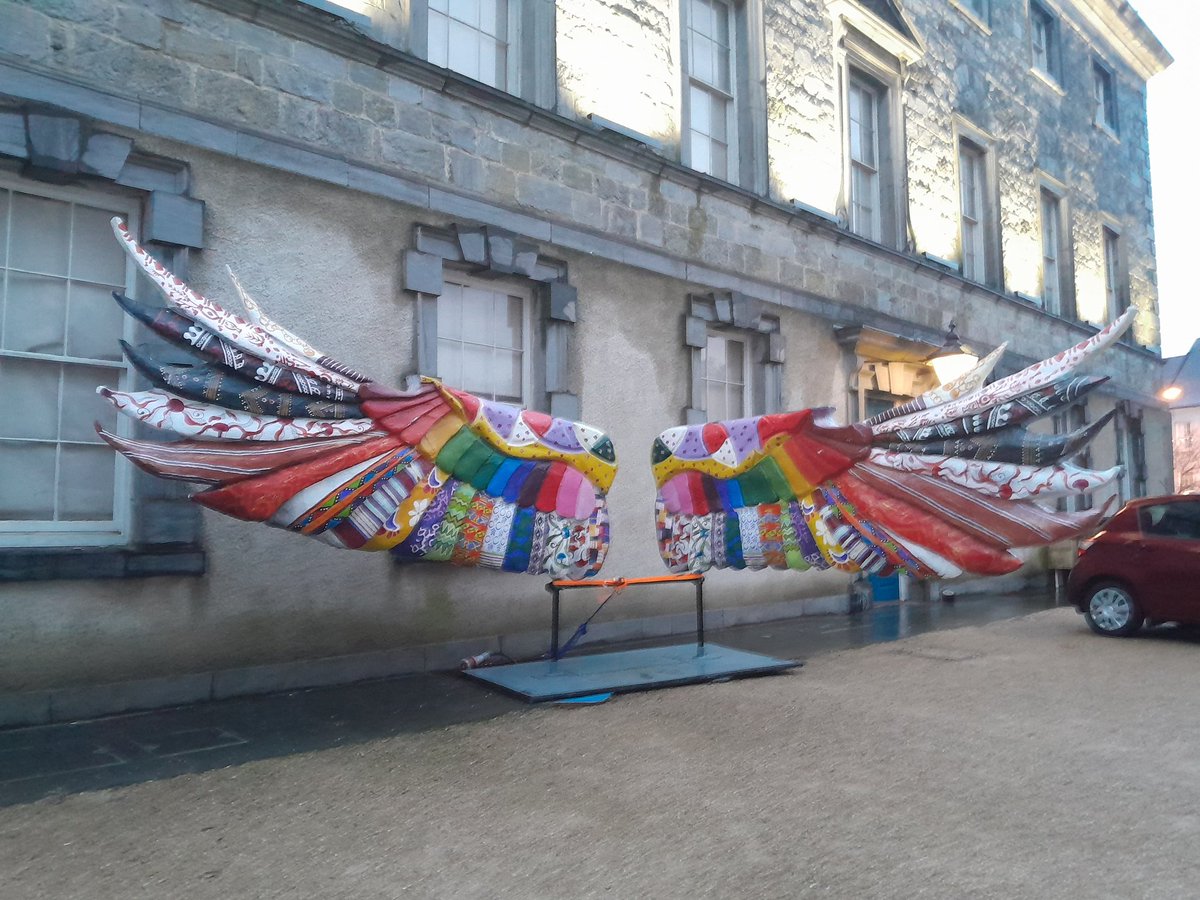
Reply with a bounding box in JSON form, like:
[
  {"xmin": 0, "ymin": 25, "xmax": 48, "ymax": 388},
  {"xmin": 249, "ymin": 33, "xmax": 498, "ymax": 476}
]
[
  {"xmin": 1163, "ymin": 340, "xmax": 1200, "ymax": 493},
  {"xmin": 0, "ymin": 0, "xmax": 1172, "ymax": 724}
]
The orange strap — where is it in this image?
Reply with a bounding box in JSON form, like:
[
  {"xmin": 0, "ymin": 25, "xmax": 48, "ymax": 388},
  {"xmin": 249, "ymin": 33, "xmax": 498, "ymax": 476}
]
[{"xmin": 550, "ymin": 573, "xmax": 704, "ymax": 588}]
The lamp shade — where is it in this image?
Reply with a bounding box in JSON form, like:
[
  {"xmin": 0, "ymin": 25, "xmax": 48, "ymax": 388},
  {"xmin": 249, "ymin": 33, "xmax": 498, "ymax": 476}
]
[{"xmin": 927, "ymin": 321, "xmax": 979, "ymax": 385}]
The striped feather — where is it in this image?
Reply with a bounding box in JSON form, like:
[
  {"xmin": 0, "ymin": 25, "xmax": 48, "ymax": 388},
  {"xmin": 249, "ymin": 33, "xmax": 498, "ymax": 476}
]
[
  {"xmin": 98, "ymin": 387, "xmax": 379, "ymax": 441},
  {"xmin": 228, "ymin": 268, "xmax": 369, "ymax": 383},
  {"xmin": 112, "ymin": 293, "xmax": 356, "ymax": 401},
  {"xmin": 95, "ymin": 428, "xmax": 374, "ymax": 485},
  {"xmin": 109, "ymin": 218, "xmax": 363, "ymax": 392},
  {"xmin": 871, "ymin": 306, "xmax": 1136, "ymax": 435},
  {"xmin": 121, "ymin": 342, "xmax": 364, "ymax": 419}
]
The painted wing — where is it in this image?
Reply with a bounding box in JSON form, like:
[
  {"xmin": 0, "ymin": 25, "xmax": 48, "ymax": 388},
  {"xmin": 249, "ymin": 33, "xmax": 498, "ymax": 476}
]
[
  {"xmin": 97, "ymin": 219, "xmax": 615, "ymax": 578},
  {"xmin": 652, "ymin": 309, "xmax": 1136, "ymax": 578}
]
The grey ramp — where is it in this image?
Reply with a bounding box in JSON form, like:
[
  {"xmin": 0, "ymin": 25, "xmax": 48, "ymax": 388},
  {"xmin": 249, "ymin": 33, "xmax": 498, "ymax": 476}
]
[{"xmin": 462, "ymin": 643, "xmax": 800, "ymax": 702}]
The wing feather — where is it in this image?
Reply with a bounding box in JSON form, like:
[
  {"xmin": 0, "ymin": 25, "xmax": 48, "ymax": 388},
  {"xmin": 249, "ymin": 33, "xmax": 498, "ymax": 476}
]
[
  {"xmin": 110, "ymin": 219, "xmax": 363, "ymax": 392},
  {"xmin": 97, "ymin": 223, "xmax": 617, "ymax": 577},
  {"xmin": 871, "ymin": 307, "xmax": 1136, "ymax": 436},
  {"xmin": 653, "ymin": 314, "xmax": 1132, "ymax": 577}
]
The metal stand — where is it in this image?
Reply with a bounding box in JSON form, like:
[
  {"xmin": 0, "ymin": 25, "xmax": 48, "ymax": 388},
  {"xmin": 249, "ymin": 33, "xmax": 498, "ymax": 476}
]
[
  {"xmin": 546, "ymin": 573, "xmax": 706, "ymax": 660},
  {"xmin": 465, "ymin": 573, "xmax": 798, "ymax": 702}
]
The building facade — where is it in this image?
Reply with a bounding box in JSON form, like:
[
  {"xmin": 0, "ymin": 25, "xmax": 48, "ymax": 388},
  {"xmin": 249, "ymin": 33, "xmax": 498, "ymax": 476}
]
[
  {"xmin": 0, "ymin": 0, "xmax": 1173, "ymax": 723},
  {"xmin": 1163, "ymin": 340, "xmax": 1200, "ymax": 493}
]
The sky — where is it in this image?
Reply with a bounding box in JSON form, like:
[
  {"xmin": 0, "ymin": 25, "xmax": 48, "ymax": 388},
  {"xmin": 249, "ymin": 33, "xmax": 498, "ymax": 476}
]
[{"xmin": 1128, "ymin": 1, "xmax": 1200, "ymax": 358}]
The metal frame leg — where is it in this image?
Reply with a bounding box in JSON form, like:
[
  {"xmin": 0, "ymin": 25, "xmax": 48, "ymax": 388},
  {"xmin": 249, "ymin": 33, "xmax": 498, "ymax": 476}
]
[
  {"xmin": 695, "ymin": 577, "xmax": 705, "ymax": 651},
  {"xmin": 550, "ymin": 585, "xmax": 561, "ymax": 659}
]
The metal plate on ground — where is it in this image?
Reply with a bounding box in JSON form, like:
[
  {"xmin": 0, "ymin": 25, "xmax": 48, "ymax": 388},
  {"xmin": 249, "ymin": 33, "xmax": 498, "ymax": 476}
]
[{"xmin": 462, "ymin": 643, "xmax": 801, "ymax": 702}]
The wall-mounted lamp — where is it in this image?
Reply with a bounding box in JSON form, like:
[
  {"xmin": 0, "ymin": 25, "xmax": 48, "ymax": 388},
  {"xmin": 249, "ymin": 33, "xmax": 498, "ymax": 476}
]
[
  {"xmin": 1158, "ymin": 339, "xmax": 1198, "ymax": 404},
  {"xmin": 926, "ymin": 321, "xmax": 979, "ymax": 385}
]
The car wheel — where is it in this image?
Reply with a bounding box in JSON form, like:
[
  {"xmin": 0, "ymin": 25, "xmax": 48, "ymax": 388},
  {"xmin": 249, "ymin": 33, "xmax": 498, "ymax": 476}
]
[{"xmin": 1083, "ymin": 582, "xmax": 1142, "ymax": 637}]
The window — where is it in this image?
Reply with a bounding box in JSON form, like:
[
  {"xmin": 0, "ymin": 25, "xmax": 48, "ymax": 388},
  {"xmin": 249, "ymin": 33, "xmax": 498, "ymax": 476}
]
[
  {"xmin": 1115, "ymin": 407, "xmax": 1148, "ymax": 502},
  {"xmin": 702, "ymin": 331, "xmax": 749, "ymax": 419},
  {"xmin": 1039, "ymin": 187, "xmax": 1071, "ymax": 316},
  {"xmin": 427, "ymin": 0, "xmax": 512, "ymax": 91},
  {"xmin": 864, "ymin": 393, "xmax": 895, "ymax": 421},
  {"xmin": 1030, "ymin": 2, "xmax": 1060, "ymax": 82},
  {"xmin": 0, "ymin": 180, "xmax": 136, "ymax": 547},
  {"xmin": 684, "ymin": 292, "xmax": 782, "ymax": 423},
  {"xmin": 682, "ymin": 0, "xmax": 737, "ymax": 181},
  {"xmin": 1138, "ymin": 501, "xmax": 1200, "ymax": 541},
  {"xmin": 1103, "ymin": 226, "xmax": 1127, "ymax": 322},
  {"xmin": 958, "ymin": 137, "xmax": 997, "ymax": 286},
  {"xmin": 1176, "ymin": 423, "xmax": 1199, "ymax": 494},
  {"xmin": 955, "ymin": 0, "xmax": 993, "ymax": 28},
  {"xmin": 435, "ymin": 276, "xmax": 530, "ymax": 405},
  {"xmin": 960, "ymin": 0, "xmax": 989, "ymax": 26},
  {"xmin": 849, "ymin": 70, "xmax": 897, "ymax": 244},
  {"xmin": 297, "ymin": 0, "xmax": 372, "ymax": 30},
  {"xmin": 411, "ymin": 0, "xmax": 556, "ymax": 107},
  {"xmin": 406, "ymin": 223, "xmax": 577, "ymax": 418},
  {"xmin": 1129, "ymin": 412, "xmax": 1147, "ymax": 497},
  {"xmin": 1092, "ymin": 61, "xmax": 1117, "ymax": 132}
]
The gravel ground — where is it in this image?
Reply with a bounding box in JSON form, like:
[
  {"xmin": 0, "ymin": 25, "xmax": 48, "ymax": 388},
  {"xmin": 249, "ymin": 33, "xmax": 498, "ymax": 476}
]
[{"xmin": 4, "ymin": 607, "xmax": 1200, "ymax": 899}]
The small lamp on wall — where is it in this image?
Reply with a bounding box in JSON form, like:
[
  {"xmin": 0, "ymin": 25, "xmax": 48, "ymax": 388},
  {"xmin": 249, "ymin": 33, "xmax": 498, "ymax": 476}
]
[
  {"xmin": 1159, "ymin": 338, "xmax": 1200, "ymax": 404},
  {"xmin": 927, "ymin": 321, "xmax": 979, "ymax": 386}
]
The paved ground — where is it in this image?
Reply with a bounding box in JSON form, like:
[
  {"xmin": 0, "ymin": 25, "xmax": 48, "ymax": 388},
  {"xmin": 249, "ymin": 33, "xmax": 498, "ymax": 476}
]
[
  {"xmin": 0, "ymin": 590, "xmax": 1055, "ymax": 806},
  {"xmin": 6, "ymin": 595, "xmax": 1200, "ymax": 898}
]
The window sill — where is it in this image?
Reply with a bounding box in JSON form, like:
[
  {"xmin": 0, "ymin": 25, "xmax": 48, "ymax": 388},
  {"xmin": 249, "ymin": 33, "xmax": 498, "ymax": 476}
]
[
  {"xmin": 294, "ymin": 0, "xmax": 372, "ymax": 31},
  {"xmin": 1093, "ymin": 120, "xmax": 1121, "ymax": 142},
  {"xmin": 0, "ymin": 545, "xmax": 206, "ymax": 582},
  {"xmin": 1030, "ymin": 67, "xmax": 1066, "ymax": 96},
  {"xmin": 950, "ymin": 1, "xmax": 991, "ymax": 35}
]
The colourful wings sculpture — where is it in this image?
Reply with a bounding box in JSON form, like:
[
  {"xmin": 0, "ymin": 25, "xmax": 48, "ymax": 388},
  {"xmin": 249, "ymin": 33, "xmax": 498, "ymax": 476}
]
[
  {"xmin": 653, "ymin": 309, "xmax": 1136, "ymax": 578},
  {"xmin": 96, "ymin": 220, "xmax": 615, "ymax": 578}
]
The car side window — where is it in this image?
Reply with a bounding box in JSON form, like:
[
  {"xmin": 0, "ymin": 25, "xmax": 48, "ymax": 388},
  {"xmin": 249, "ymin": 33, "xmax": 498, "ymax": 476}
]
[{"xmin": 1138, "ymin": 502, "xmax": 1200, "ymax": 540}]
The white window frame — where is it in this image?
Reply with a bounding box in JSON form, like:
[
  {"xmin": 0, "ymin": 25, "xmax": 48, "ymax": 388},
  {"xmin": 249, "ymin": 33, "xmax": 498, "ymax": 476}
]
[
  {"xmin": 685, "ymin": 294, "xmax": 781, "ymax": 424},
  {"xmin": 1115, "ymin": 408, "xmax": 1149, "ymax": 502},
  {"xmin": 702, "ymin": 330, "xmax": 752, "ymax": 420},
  {"xmin": 0, "ymin": 177, "xmax": 138, "ymax": 548},
  {"xmin": 958, "ymin": 138, "xmax": 988, "ymax": 284},
  {"xmin": 969, "ymin": 0, "xmax": 988, "ymax": 19},
  {"xmin": 1102, "ymin": 224, "xmax": 1125, "ymax": 321},
  {"xmin": 434, "ymin": 272, "xmax": 533, "ymax": 406},
  {"xmin": 847, "ymin": 71, "xmax": 883, "ymax": 243},
  {"xmin": 1103, "ymin": 229, "xmax": 1120, "ymax": 317},
  {"xmin": 1029, "ymin": 1, "xmax": 1060, "ymax": 82},
  {"xmin": 956, "ymin": 0, "xmax": 989, "ymax": 29},
  {"xmin": 425, "ymin": 0, "xmax": 519, "ymax": 94},
  {"xmin": 1092, "ymin": 59, "xmax": 1118, "ymax": 134},
  {"xmin": 839, "ymin": 46, "xmax": 904, "ymax": 250},
  {"xmin": 1039, "ymin": 184, "xmax": 1070, "ymax": 316},
  {"xmin": 681, "ymin": 0, "xmax": 739, "ymax": 183}
]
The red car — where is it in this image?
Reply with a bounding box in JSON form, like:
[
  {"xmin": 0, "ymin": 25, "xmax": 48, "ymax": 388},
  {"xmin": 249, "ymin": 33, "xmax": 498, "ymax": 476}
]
[{"xmin": 1068, "ymin": 495, "xmax": 1200, "ymax": 636}]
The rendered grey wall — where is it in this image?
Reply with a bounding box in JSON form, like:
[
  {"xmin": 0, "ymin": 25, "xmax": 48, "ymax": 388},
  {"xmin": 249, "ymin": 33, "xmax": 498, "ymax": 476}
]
[{"xmin": 0, "ymin": 0, "xmax": 1172, "ymax": 693}]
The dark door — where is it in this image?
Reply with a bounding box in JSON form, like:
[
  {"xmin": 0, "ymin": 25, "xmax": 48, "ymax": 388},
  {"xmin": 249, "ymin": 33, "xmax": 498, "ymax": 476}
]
[{"xmin": 1134, "ymin": 500, "xmax": 1200, "ymax": 622}]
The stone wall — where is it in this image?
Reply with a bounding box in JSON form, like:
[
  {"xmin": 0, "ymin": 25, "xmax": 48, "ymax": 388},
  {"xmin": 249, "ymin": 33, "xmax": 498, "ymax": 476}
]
[{"xmin": 0, "ymin": 0, "xmax": 1165, "ymax": 354}]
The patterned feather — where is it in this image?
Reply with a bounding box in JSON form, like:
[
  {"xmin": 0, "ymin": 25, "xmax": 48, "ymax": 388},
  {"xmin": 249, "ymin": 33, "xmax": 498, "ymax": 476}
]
[
  {"xmin": 96, "ymin": 219, "xmax": 615, "ymax": 577},
  {"xmin": 653, "ymin": 308, "xmax": 1137, "ymax": 578}
]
